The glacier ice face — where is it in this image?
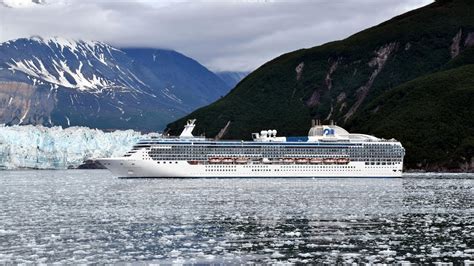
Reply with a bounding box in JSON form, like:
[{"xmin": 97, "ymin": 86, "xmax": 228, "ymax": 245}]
[{"xmin": 0, "ymin": 124, "xmax": 153, "ymax": 169}]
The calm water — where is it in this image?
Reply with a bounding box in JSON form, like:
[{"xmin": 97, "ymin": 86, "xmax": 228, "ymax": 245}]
[{"xmin": 0, "ymin": 170, "xmax": 473, "ymax": 264}]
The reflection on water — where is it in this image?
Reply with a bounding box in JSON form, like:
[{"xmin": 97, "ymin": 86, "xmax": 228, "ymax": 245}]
[{"xmin": 0, "ymin": 171, "xmax": 473, "ymax": 264}]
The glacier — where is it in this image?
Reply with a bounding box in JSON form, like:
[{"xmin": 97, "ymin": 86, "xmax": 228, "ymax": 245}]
[{"xmin": 0, "ymin": 124, "xmax": 155, "ymax": 170}]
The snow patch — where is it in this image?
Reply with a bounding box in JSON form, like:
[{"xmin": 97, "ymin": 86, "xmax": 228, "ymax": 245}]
[
  {"xmin": 1, "ymin": 0, "xmax": 45, "ymax": 8},
  {"xmin": 18, "ymin": 101, "xmax": 30, "ymax": 125},
  {"xmin": 162, "ymin": 87, "xmax": 182, "ymax": 103},
  {"xmin": 7, "ymin": 57, "xmax": 116, "ymax": 92}
]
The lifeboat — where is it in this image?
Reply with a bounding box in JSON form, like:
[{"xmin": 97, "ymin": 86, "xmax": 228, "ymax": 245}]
[
  {"xmin": 222, "ymin": 158, "xmax": 234, "ymax": 164},
  {"xmin": 235, "ymin": 158, "xmax": 248, "ymax": 164},
  {"xmin": 323, "ymin": 158, "xmax": 336, "ymax": 164},
  {"xmin": 337, "ymin": 158, "xmax": 350, "ymax": 164},
  {"xmin": 208, "ymin": 157, "xmax": 222, "ymax": 164},
  {"xmin": 283, "ymin": 158, "xmax": 295, "ymax": 164},
  {"xmin": 188, "ymin": 160, "xmax": 199, "ymax": 165},
  {"xmin": 310, "ymin": 158, "xmax": 323, "ymax": 164},
  {"xmin": 262, "ymin": 158, "xmax": 272, "ymax": 164},
  {"xmin": 295, "ymin": 158, "xmax": 309, "ymax": 164}
]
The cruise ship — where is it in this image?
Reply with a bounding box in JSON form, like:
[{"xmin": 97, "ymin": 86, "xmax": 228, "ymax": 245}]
[{"xmin": 97, "ymin": 119, "xmax": 405, "ymax": 178}]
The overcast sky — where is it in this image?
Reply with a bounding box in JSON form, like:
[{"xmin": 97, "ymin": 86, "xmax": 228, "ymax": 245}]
[{"xmin": 0, "ymin": 0, "xmax": 433, "ymax": 72}]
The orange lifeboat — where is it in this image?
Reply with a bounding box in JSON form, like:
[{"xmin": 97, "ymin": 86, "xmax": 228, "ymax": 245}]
[
  {"xmin": 283, "ymin": 158, "xmax": 295, "ymax": 164},
  {"xmin": 337, "ymin": 158, "xmax": 350, "ymax": 164},
  {"xmin": 208, "ymin": 157, "xmax": 222, "ymax": 164},
  {"xmin": 222, "ymin": 158, "xmax": 234, "ymax": 164},
  {"xmin": 323, "ymin": 158, "xmax": 336, "ymax": 164},
  {"xmin": 310, "ymin": 158, "xmax": 323, "ymax": 164},
  {"xmin": 295, "ymin": 158, "xmax": 309, "ymax": 164},
  {"xmin": 235, "ymin": 158, "xmax": 248, "ymax": 164}
]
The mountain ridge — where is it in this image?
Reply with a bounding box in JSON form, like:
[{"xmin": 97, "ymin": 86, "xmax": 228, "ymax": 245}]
[
  {"xmin": 216, "ymin": 71, "xmax": 250, "ymax": 90},
  {"xmin": 0, "ymin": 36, "xmax": 231, "ymax": 131}
]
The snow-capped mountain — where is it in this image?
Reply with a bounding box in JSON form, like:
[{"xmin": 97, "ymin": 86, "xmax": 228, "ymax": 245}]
[
  {"xmin": 2, "ymin": 37, "xmax": 148, "ymax": 93},
  {"xmin": 1, "ymin": 0, "xmax": 46, "ymax": 8},
  {"xmin": 0, "ymin": 37, "xmax": 230, "ymax": 131}
]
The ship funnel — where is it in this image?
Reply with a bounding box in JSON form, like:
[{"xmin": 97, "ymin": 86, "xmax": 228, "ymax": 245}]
[{"xmin": 180, "ymin": 119, "xmax": 196, "ymax": 138}]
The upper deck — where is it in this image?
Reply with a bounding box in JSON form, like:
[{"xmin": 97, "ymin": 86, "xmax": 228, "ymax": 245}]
[
  {"xmin": 134, "ymin": 119, "xmax": 401, "ymax": 147},
  {"xmin": 124, "ymin": 120, "xmax": 404, "ymax": 163}
]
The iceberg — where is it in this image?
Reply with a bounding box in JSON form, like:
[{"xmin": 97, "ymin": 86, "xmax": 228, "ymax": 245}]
[{"xmin": 0, "ymin": 124, "xmax": 155, "ymax": 170}]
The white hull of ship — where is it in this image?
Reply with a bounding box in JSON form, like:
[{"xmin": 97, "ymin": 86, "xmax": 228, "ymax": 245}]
[{"xmin": 98, "ymin": 158, "xmax": 403, "ymax": 178}]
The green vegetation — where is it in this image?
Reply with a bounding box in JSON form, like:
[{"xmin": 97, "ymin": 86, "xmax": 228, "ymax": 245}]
[
  {"xmin": 353, "ymin": 64, "xmax": 474, "ymax": 170},
  {"xmin": 167, "ymin": 0, "xmax": 474, "ymax": 170}
]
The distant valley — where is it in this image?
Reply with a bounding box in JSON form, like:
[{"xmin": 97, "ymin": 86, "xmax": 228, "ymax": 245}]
[{"xmin": 215, "ymin": 71, "xmax": 250, "ymax": 90}]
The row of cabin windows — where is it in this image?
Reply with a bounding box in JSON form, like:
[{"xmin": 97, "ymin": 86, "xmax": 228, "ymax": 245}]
[
  {"xmin": 203, "ymin": 165, "xmax": 357, "ymax": 169},
  {"xmin": 148, "ymin": 151, "xmax": 402, "ymax": 157},
  {"xmin": 249, "ymin": 168, "xmax": 363, "ymax": 172},
  {"xmin": 147, "ymin": 155, "xmax": 402, "ymax": 162},
  {"xmin": 148, "ymin": 150, "xmax": 402, "ymax": 156}
]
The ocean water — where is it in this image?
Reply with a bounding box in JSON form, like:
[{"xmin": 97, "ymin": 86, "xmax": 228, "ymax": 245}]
[{"xmin": 0, "ymin": 170, "xmax": 473, "ymax": 264}]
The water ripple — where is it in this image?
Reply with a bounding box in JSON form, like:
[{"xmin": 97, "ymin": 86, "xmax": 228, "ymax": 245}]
[{"xmin": 0, "ymin": 170, "xmax": 473, "ymax": 264}]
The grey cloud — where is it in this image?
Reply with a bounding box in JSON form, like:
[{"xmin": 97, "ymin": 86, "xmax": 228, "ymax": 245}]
[{"xmin": 0, "ymin": 0, "xmax": 433, "ymax": 71}]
